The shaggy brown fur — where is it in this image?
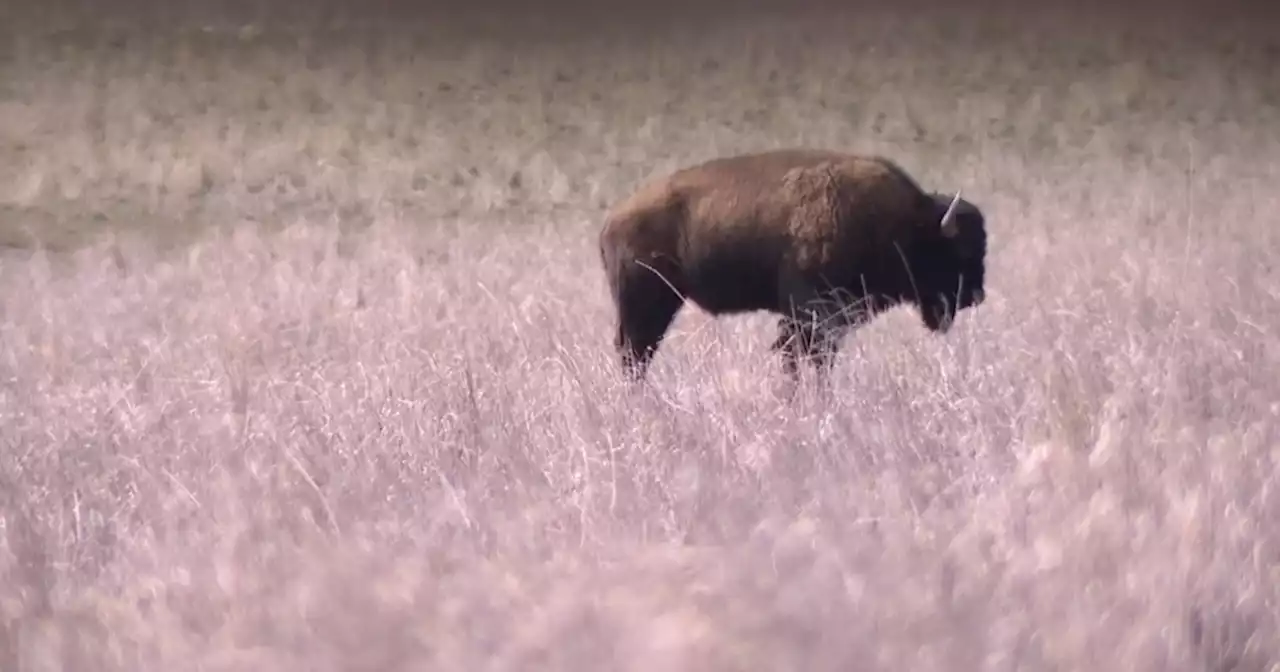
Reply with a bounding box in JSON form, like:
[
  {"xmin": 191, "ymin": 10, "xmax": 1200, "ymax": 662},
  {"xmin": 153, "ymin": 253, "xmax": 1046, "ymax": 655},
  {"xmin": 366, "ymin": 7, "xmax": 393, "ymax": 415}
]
[{"xmin": 598, "ymin": 149, "xmax": 988, "ymax": 383}]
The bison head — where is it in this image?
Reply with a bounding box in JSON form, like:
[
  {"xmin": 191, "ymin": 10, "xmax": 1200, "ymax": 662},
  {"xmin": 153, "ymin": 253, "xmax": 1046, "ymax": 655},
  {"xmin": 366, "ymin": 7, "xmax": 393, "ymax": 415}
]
[{"xmin": 915, "ymin": 190, "xmax": 988, "ymax": 333}]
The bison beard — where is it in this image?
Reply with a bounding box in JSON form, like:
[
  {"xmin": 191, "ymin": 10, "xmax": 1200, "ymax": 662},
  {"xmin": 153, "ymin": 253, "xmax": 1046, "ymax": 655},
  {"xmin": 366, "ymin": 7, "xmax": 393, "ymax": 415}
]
[{"xmin": 599, "ymin": 150, "xmax": 988, "ymax": 386}]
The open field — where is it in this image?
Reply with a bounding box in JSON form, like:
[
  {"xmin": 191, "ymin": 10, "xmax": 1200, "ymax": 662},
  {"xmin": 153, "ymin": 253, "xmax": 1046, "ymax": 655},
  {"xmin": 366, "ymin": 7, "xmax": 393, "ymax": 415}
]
[{"xmin": 2, "ymin": 1, "xmax": 1280, "ymax": 669}]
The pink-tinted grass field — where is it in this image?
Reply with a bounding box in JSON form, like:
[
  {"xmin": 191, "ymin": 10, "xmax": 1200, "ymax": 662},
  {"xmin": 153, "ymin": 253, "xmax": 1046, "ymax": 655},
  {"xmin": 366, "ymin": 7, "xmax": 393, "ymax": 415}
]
[{"xmin": 1, "ymin": 2, "xmax": 1279, "ymax": 669}]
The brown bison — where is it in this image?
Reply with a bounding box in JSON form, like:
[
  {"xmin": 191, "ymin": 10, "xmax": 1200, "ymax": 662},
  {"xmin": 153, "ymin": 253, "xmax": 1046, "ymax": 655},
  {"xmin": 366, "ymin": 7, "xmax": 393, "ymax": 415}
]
[{"xmin": 598, "ymin": 149, "xmax": 988, "ymax": 383}]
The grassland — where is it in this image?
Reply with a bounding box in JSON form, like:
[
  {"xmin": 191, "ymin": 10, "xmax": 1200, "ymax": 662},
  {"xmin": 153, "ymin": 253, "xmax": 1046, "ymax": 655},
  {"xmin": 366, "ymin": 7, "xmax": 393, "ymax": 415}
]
[{"xmin": 2, "ymin": 1, "xmax": 1279, "ymax": 669}]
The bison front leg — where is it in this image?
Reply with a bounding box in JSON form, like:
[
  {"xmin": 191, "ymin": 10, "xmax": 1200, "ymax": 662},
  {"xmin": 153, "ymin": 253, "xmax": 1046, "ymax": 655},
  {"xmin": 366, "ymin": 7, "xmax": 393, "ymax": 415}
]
[
  {"xmin": 772, "ymin": 271, "xmax": 858, "ymax": 393},
  {"xmin": 771, "ymin": 314, "xmax": 844, "ymax": 385},
  {"xmin": 771, "ymin": 318, "xmax": 804, "ymax": 380}
]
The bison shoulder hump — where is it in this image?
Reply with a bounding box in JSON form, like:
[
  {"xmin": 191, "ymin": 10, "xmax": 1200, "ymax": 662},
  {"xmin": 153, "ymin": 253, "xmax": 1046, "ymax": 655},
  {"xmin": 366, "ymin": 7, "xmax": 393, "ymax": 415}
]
[{"xmin": 777, "ymin": 158, "xmax": 918, "ymax": 267}]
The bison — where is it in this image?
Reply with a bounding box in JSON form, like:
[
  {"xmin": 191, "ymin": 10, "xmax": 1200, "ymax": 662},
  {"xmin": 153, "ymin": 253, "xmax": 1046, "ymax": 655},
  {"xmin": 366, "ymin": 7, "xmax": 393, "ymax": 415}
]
[{"xmin": 598, "ymin": 149, "xmax": 988, "ymax": 384}]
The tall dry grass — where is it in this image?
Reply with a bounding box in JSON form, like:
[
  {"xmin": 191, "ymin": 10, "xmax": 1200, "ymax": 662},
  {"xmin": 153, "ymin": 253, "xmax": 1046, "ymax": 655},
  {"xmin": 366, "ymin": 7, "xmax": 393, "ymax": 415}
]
[{"xmin": 2, "ymin": 2, "xmax": 1279, "ymax": 670}]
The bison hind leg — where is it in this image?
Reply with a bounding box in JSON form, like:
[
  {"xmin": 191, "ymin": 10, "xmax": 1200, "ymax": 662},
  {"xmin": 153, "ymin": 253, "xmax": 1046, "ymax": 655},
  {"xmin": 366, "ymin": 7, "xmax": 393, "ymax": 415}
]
[{"xmin": 611, "ymin": 263, "xmax": 686, "ymax": 382}]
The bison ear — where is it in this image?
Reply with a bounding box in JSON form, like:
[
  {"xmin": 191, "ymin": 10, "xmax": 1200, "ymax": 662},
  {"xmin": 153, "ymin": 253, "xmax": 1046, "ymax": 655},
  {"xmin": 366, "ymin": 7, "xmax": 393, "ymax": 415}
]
[{"xmin": 940, "ymin": 190, "xmax": 962, "ymax": 238}]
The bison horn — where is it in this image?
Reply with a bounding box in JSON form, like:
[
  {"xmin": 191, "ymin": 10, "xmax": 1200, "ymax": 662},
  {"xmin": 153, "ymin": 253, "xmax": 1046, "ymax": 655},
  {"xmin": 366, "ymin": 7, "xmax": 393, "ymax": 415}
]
[{"xmin": 940, "ymin": 190, "xmax": 962, "ymax": 237}]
